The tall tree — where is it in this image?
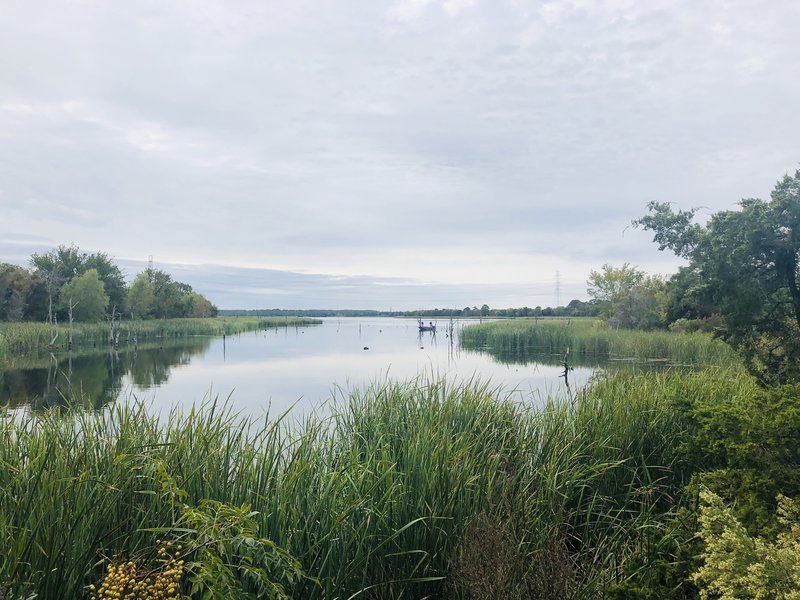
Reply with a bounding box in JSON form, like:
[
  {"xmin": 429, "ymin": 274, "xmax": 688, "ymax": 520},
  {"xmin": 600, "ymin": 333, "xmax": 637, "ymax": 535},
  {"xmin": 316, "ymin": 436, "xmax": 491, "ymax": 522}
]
[
  {"xmin": 635, "ymin": 168, "xmax": 800, "ymax": 385},
  {"xmin": 30, "ymin": 245, "xmax": 83, "ymax": 325},
  {"xmin": 586, "ymin": 263, "xmax": 646, "ymax": 319},
  {"xmin": 608, "ymin": 275, "xmax": 667, "ymax": 330},
  {"xmin": 58, "ymin": 269, "xmax": 109, "ymax": 322},
  {"xmin": 0, "ymin": 264, "xmax": 34, "ymax": 322},
  {"xmin": 141, "ymin": 268, "xmax": 191, "ymax": 318},
  {"xmin": 126, "ymin": 272, "xmax": 155, "ymax": 319},
  {"xmin": 187, "ymin": 292, "xmax": 218, "ymax": 318},
  {"xmin": 30, "ymin": 245, "xmax": 86, "ymax": 284},
  {"xmin": 29, "ymin": 245, "xmax": 125, "ymax": 319},
  {"xmin": 84, "ymin": 252, "xmax": 126, "ymax": 311}
]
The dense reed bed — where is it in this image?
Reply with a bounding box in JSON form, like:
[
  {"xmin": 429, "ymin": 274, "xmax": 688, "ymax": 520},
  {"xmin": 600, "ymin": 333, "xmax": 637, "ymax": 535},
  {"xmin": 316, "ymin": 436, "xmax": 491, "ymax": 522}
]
[
  {"xmin": 0, "ymin": 316, "xmax": 320, "ymax": 359},
  {"xmin": 461, "ymin": 319, "xmax": 736, "ymax": 366},
  {"xmin": 0, "ymin": 368, "xmax": 755, "ymax": 599}
]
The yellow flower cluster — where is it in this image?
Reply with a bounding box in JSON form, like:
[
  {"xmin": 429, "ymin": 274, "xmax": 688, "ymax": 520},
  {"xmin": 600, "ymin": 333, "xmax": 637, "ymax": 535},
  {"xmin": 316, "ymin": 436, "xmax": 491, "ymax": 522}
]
[{"xmin": 88, "ymin": 542, "xmax": 185, "ymax": 600}]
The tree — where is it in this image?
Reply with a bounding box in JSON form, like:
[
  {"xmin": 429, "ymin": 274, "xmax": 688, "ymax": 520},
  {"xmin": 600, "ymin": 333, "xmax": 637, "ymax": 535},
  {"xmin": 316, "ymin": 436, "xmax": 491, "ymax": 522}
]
[
  {"xmin": 138, "ymin": 268, "xmax": 204, "ymax": 319},
  {"xmin": 126, "ymin": 272, "xmax": 156, "ymax": 318},
  {"xmin": 30, "ymin": 244, "xmax": 86, "ymax": 284},
  {"xmin": 663, "ymin": 266, "xmax": 718, "ymax": 325},
  {"xmin": 22, "ymin": 274, "xmax": 51, "ymax": 321},
  {"xmin": 565, "ymin": 298, "xmax": 601, "ymax": 317},
  {"xmin": 586, "ymin": 263, "xmax": 646, "ymax": 319},
  {"xmin": 635, "ymin": 168, "xmax": 800, "ymax": 384},
  {"xmin": 609, "ymin": 276, "xmax": 667, "ymax": 330},
  {"xmin": 187, "ymin": 293, "xmax": 218, "ymax": 318},
  {"xmin": 142, "ymin": 268, "xmax": 184, "ymax": 318},
  {"xmin": 29, "ymin": 245, "xmax": 126, "ymax": 320},
  {"xmin": 58, "ymin": 269, "xmax": 109, "ymax": 322},
  {"xmin": 0, "ymin": 264, "xmax": 34, "ymax": 322},
  {"xmin": 84, "ymin": 252, "xmax": 126, "ymax": 311},
  {"xmin": 30, "ymin": 245, "xmax": 80, "ymax": 325}
]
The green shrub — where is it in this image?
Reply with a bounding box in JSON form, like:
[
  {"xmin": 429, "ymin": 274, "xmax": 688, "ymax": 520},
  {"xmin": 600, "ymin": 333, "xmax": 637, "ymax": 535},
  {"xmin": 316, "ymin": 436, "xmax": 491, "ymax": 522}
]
[
  {"xmin": 683, "ymin": 384, "xmax": 800, "ymax": 534},
  {"xmin": 693, "ymin": 491, "xmax": 800, "ymax": 599}
]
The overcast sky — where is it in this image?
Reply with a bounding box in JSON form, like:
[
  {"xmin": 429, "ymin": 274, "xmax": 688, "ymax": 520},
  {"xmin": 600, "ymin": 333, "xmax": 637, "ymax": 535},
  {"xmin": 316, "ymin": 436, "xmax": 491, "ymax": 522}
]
[{"xmin": 1, "ymin": 0, "xmax": 798, "ymax": 310}]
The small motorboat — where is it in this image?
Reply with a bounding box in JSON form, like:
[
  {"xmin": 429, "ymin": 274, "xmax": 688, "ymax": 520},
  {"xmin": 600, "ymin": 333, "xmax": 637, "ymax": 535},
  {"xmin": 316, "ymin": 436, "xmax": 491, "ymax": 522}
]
[{"xmin": 418, "ymin": 319, "xmax": 436, "ymax": 332}]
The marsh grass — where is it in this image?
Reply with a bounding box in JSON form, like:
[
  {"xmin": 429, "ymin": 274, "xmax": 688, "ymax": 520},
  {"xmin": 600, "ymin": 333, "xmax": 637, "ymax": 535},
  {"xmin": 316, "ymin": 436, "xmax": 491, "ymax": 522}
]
[
  {"xmin": 461, "ymin": 319, "xmax": 737, "ymax": 366},
  {"xmin": 0, "ymin": 316, "xmax": 320, "ymax": 360},
  {"xmin": 0, "ymin": 369, "xmax": 753, "ymax": 599}
]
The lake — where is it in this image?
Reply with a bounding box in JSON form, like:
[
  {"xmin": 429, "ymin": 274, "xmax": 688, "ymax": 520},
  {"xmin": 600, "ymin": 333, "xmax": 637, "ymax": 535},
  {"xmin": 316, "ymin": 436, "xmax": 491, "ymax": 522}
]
[{"xmin": 1, "ymin": 317, "xmax": 598, "ymax": 416}]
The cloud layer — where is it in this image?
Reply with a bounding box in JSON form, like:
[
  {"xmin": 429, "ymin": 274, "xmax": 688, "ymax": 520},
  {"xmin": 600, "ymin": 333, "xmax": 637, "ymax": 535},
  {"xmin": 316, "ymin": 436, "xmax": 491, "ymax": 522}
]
[{"xmin": 1, "ymin": 0, "xmax": 798, "ymax": 308}]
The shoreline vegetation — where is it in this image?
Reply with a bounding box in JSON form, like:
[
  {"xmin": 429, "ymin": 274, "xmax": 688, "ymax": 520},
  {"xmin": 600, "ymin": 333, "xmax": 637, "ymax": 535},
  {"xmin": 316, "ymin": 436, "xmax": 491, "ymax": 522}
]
[
  {"xmin": 459, "ymin": 318, "xmax": 738, "ymax": 366},
  {"xmin": 0, "ymin": 317, "xmax": 800, "ymax": 600},
  {"xmin": 0, "ymin": 316, "xmax": 321, "ymax": 365},
  {"xmin": 1, "ymin": 321, "xmax": 798, "ymax": 597},
  {"xmin": 0, "ymin": 369, "xmax": 760, "ymax": 599}
]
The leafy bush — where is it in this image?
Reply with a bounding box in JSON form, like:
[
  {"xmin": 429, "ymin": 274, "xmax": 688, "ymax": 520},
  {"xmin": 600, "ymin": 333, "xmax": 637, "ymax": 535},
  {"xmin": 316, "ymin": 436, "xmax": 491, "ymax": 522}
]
[
  {"xmin": 693, "ymin": 491, "xmax": 800, "ymax": 599},
  {"xmin": 683, "ymin": 384, "xmax": 800, "ymax": 535}
]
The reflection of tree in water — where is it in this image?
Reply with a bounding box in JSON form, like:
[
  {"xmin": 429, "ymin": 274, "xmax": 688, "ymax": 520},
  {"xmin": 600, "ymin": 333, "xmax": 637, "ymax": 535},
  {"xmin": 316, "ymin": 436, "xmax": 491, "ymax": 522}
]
[
  {"xmin": 0, "ymin": 338, "xmax": 212, "ymax": 410},
  {"xmin": 0, "ymin": 353, "xmax": 118, "ymax": 410},
  {"xmin": 121, "ymin": 339, "xmax": 211, "ymax": 388}
]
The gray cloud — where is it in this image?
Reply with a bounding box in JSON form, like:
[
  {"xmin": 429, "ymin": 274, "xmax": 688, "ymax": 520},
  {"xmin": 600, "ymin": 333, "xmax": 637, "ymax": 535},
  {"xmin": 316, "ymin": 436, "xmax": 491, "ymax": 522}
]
[{"xmin": 1, "ymin": 0, "xmax": 798, "ymax": 308}]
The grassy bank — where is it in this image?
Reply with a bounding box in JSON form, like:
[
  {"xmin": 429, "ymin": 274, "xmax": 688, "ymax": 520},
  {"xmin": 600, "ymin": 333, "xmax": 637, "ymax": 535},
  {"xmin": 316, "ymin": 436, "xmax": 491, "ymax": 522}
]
[
  {"xmin": 0, "ymin": 369, "xmax": 755, "ymax": 599},
  {"xmin": 461, "ymin": 319, "xmax": 737, "ymax": 366},
  {"xmin": 0, "ymin": 316, "xmax": 321, "ymax": 359}
]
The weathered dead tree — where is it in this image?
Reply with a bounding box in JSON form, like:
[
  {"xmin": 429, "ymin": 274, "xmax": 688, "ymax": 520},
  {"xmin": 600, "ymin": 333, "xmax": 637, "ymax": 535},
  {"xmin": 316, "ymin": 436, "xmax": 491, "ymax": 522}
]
[
  {"xmin": 66, "ymin": 296, "xmax": 78, "ymax": 350},
  {"xmin": 107, "ymin": 305, "xmax": 119, "ymax": 348}
]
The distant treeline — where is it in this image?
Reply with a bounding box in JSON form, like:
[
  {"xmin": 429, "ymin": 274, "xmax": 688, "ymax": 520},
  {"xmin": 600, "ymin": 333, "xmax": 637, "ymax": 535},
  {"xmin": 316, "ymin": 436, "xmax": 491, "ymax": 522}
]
[
  {"xmin": 220, "ymin": 299, "xmax": 600, "ymax": 319},
  {"xmin": 0, "ymin": 245, "xmax": 217, "ymax": 323}
]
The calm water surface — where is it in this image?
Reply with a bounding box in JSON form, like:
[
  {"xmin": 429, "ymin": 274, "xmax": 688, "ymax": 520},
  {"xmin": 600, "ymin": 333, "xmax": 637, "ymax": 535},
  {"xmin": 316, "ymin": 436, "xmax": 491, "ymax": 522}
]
[{"xmin": 1, "ymin": 318, "xmax": 594, "ymax": 416}]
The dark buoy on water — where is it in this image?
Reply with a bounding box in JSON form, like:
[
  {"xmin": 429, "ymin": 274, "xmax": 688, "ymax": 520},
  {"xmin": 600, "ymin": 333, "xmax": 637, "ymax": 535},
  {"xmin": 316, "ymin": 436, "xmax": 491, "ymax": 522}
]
[{"xmin": 363, "ymin": 346, "xmax": 369, "ymax": 350}]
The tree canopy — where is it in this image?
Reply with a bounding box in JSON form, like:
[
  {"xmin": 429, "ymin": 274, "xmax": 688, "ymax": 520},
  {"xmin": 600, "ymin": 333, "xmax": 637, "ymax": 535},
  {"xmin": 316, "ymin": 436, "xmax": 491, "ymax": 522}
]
[
  {"xmin": 635, "ymin": 168, "xmax": 800, "ymax": 385},
  {"xmin": 585, "ymin": 264, "xmax": 667, "ymax": 330},
  {"xmin": 59, "ymin": 269, "xmax": 109, "ymax": 322},
  {"xmin": 0, "ymin": 263, "xmax": 35, "ymax": 322},
  {"xmin": 124, "ymin": 268, "xmax": 218, "ymax": 319},
  {"xmin": 586, "ymin": 263, "xmax": 646, "ymax": 317},
  {"xmin": 0, "ymin": 245, "xmax": 218, "ymax": 324}
]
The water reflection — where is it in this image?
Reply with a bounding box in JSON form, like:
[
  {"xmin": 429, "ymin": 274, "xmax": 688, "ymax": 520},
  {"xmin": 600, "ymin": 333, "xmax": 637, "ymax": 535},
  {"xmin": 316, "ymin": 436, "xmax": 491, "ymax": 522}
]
[
  {"xmin": 0, "ymin": 338, "xmax": 212, "ymax": 410},
  {"xmin": 467, "ymin": 346, "xmax": 612, "ymax": 369},
  {"xmin": 1, "ymin": 319, "xmax": 604, "ymax": 415},
  {"xmin": 127, "ymin": 340, "xmax": 212, "ymax": 387}
]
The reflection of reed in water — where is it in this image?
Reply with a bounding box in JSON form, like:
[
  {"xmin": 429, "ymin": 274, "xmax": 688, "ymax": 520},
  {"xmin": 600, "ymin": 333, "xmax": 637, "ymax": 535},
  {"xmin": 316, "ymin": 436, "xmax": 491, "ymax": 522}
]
[
  {"xmin": 123, "ymin": 338, "xmax": 212, "ymax": 388},
  {"xmin": 0, "ymin": 338, "xmax": 213, "ymax": 410}
]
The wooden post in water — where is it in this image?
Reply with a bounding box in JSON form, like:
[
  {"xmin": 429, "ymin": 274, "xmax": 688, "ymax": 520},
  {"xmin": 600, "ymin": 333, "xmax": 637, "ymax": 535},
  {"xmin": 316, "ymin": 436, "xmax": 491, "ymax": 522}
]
[{"xmin": 67, "ymin": 297, "xmax": 77, "ymax": 351}]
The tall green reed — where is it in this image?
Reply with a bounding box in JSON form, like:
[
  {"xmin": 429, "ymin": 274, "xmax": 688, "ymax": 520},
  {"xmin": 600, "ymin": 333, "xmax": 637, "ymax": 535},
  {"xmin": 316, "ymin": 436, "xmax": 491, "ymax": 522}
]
[
  {"xmin": 461, "ymin": 319, "xmax": 737, "ymax": 366},
  {"xmin": 0, "ymin": 369, "xmax": 752, "ymax": 599},
  {"xmin": 0, "ymin": 316, "xmax": 320, "ymax": 359}
]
